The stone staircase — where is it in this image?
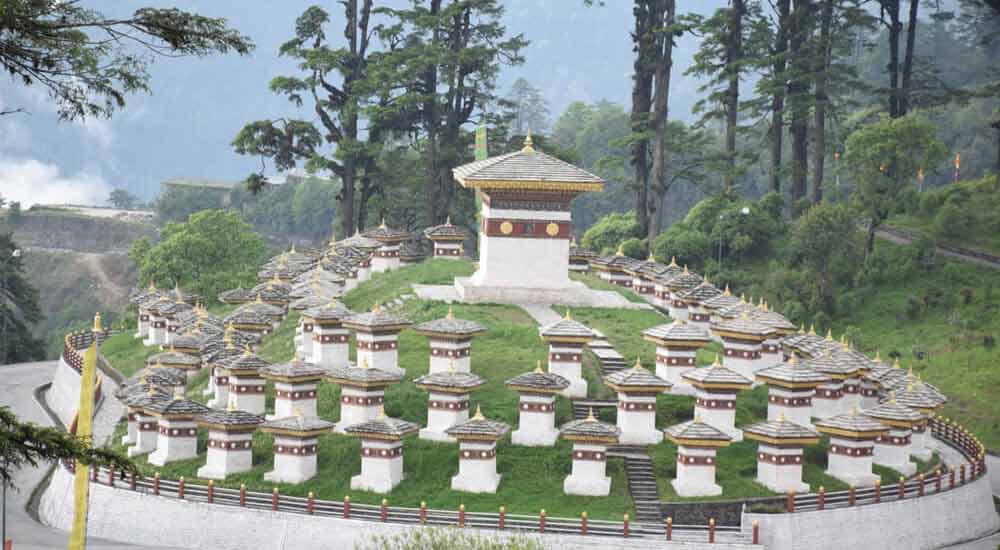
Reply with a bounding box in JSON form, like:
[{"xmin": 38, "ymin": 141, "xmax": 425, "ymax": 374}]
[
  {"xmin": 607, "ymin": 445, "xmax": 664, "ymax": 528},
  {"xmin": 587, "ymin": 332, "xmax": 627, "ymax": 375}
]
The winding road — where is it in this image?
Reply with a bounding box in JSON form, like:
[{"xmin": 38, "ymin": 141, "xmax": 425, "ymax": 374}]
[{"xmin": 0, "ymin": 361, "xmax": 175, "ymax": 550}]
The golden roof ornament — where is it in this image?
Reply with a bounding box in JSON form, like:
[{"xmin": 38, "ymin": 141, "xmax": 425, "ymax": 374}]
[
  {"xmin": 615, "ymin": 244, "xmax": 624, "ymax": 257},
  {"xmin": 380, "ymin": 217, "xmax": 387, "ymax": 229},
  {"xmin": 808, "ymin": 324, "xmax": 816, "ymax": 335},
  {"xmin": 227, "ymin": 399, "xmax": 237, "ymax": 412},
  {"xmin": 893, "ymin": 357, "xmax": 902, "ymax": 369},
  {"xmin": 723, "ymin": 285, "xmax": 731, "ymax": 296},
  {"xmin": 372, "ymin": 302, "xmax": 382, "ymax": 313},
  {"xmin": 682, "ymin": 265, "xmax": 689, "ymax": 274},
  {"xmin": 798, "ymin": 323, "xmax": 805, "ymax": 333},
  {"xmin": 445, "ymin": 215, "xmax": 452, "ymax": 226},
  {"xmin": 534, "ymin": 360, "xmax": 544, "ymax": 374},
  {"xmin": 889, "ymin": 391, "xmax": 897, "ymax": 404},
  {"xmin": 522, "ymin": 129, "xmax": 535, "ymax": 153},
  {"xmin": 712, "ymin": 354, "xmax": 722, "ymax": 367},
  {"xmin": 377, "ymin": 405, "xmax": 386, "ymax": 420},
  {"xmin": 647, "ymin": 252, "xmax": 656, "ymax": 262},
  {"xmin": 632, "ymin": 357, "xmax": 643, "ymax": 370},
  {"xmin": 778, "ymin": 410, "xmax": 787, "ymax": 422},
  {"xmin": 586, "ymin": 407, "xmax": 597, "ymax": 422},
  {"xmin": 360, "ymin": 358, "xmax": 370, "ymax": 369},
  {"xmin": 473, "ymin": 405, "xmax": 485, "ymax": 421},
  {"xmin": 446, "ymin": 306, "xmax": 454, "ymax": 320},
  {"xmin": 564, "ymin": 308, "xmax": 572, "ymax": 320},
  {"xmin": 825, "ymin": 328, "xmax": 833, "ymax": 341},
  {"xmin": 92, "ymin": 311, "xmax": 102, "ymax": 332},
  {"xmin": 669, "ymin": 256, "xmax": 678, "ymax": 267},
  {"xmin": 788, "ymin": 354, "xmax": 799, "ymax": 365},
  {"xmin": 874, "ymin": 350, "xmax": 882, "ymax": 362}
]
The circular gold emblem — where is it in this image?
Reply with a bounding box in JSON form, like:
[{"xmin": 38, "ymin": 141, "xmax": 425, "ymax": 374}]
[
  {"xmin": 546, "ymin": 222, "xmax": 560, "ymax": 237},
  {"xmin": 500, "ymin": 221, "xmax": 514, "ymax": 235}
]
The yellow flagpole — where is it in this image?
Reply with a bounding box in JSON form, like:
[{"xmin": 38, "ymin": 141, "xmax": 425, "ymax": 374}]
[{"xmin": 68, "ymin": 313, "xmax": 101, "ymax": 550}]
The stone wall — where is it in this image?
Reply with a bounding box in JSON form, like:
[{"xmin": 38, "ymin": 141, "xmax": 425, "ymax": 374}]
[
  {"xmin": 12, "ymin": 211, "xmax": 157, "ymax": 254},
  {"xmin": 744, "ymin": 473, "xmax": 999, "ymax": 550},
  {"xmin": 38, "ymin": 466, "xmax": 754, "ymax": 550},
  {"xmin": 47, "ymin": 357, "xmax": 82, "ymax": 427}
]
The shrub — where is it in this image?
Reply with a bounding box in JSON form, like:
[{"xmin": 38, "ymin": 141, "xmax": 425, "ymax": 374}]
[
  {"xmin": 904, "ymin": 295, "xmax": 923, "ymax": 320},
  {"xmin": 357, "ymin": 528, "xmax": 546, "ymax": 550},
  {"xmin": 934, "ymin": 197, "xmax": 970, "ymax": 239},
  {"xmin": 581, "ymin": 211, "xmax": 640, "ymax": 255},
  {"xmin": 620, "ymin": 237, "xmax": 646, "ymax": 259},
  {"xmin": 960, "ymin": 287, "xmax": 975, "ymax": 305},
  {"xmin": 984, "ymin": 334, "xmax": 996, "ymax": 349},
  {"xmin": 652, "ymin": 225, "xmax": 711, "ymax": 268}
]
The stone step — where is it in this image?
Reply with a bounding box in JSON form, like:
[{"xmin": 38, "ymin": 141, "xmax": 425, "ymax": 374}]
[{"xmin": 622, "ymin": 452, "xmax": 664, "ymax": 524}]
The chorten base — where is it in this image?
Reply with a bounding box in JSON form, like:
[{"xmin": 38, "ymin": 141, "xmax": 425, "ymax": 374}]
[
  {"xmin": 671, "ymin": 478, "xmax": 722, "ymax": 497},
  {"xmin": 451, "ymin": 473, "xmax": 501, "ymax": 494},
  {"xmin": 511, "ymin": 428, "xmax": 559, "ymax": 447},
  {"xmin": 617, "ymin": 429, "xmax": 664, "ymax": 446},
  {"xmin": 351, "ymin": 473, "xmax": 402, "ymax": 494},
  {"xmin": 563, "ymin": 475, "xmax": 611, "ymax": 497},
  {"xmin": 757, "ymin": 479, "xmax": 810, "ymax": 495},
  {"xmin": 875, "ymin": 460, "xmax": 917, "ymax": 477},
  {"xmin": 559, "ymin": 378, "xmax": 588, "ymax": 399},
  {"xmin": 825, "ymin": 470, "xmax": 880, "ymax": 488},
  {"xmin": 451, "ymin": 277, "xmax": 642, "ymax": 308},
  {"xmin": 911, "ymin": 446, "xmax": 934, "ymax": 461},
  {"xmin": 418, "ymin": 427, "xmax": 457, "ymax": 443}
]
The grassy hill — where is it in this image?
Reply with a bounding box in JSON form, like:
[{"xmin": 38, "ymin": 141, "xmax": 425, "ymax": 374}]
[
  {"xmin": 101, "ymin": 259, "xmax": 936, "ymax": 519},
  {"xmin": 887, "ymin": 175, "xmax": 1000, "ymax": 256}
]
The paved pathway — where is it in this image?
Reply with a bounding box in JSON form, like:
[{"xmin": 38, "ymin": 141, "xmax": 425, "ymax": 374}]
[
  {"xmin": 0, "ymin": 361, "xmax": 175, "ymax": 550},
  {"xmin": 875, "ymin": 228, "xmax": 1000, "ymax": 270}
]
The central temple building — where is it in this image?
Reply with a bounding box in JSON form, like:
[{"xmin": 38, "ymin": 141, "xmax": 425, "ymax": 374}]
[{"xmin": 451, "ymin": 134, "xmax": 604, "ymax": 303}]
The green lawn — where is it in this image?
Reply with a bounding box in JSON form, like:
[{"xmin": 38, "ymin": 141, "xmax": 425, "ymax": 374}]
[{"xmin": 569, "ymin": 272, "xmax": 648, "ymax": 304}]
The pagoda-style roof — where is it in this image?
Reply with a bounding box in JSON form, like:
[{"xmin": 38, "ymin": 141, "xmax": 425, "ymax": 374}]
[
  {"xmin": 538, "ymin": 311, "xmax": 596, "ymax": 342},
  {"xmin": 197, "ymin": 409, "xmax": 264, "ymax": 431},
  {"xmin": 413, "ymin": 308, "xmax": 487, "ymax": 338},
  {"xmin": 223, "ymin": 350, "xmax": 270, "ymax": 375},
  {"xmin": 260, "ymin": 415, "xmax": 335, "ymax": 437},
  {"xmin": 345, "ymin": 411, "xmax": 419, "ymax": 441},
  {"xmin": 116, "ymin": 384, "xmax": 170, "ymax": 406},
  {"xmin": 144, "ymin": 296, "xmax": 175, "ymax": 315},
  {"xmin": 146, "ymin": 349, "xmax": 200, "ymax": 368},
  {"xmin": 505, "ymin": 362, "xmax": 570, "ymax": 394},
  {"xmin": 892, "ymin": 382, "xmax": 945, "ymax": 412},
  {"xmin": 134, "ymin": 367, "xmax": 187, "ymax": 387},
  {"xmin": 664, "ymin": 418, "xmax": 732, "ymax": 447},
  {"xmin": 338, "ymin": 231, "xmax": 383, "ymax": 250},
  {"xmin": 814, "ymin": 409, "xmax": 889, "ymax": 439},
  {"xmin": 343, "ymin": 305, "xmax": 411, "ymax": 332},
  {"xmin": 591, "ymin": 250, "xmax": 640, "ymax": 271},
  {"xmin": 682, "ymin": 358, "xmax": 753, "ymax": 390},
  {"xmin": 604, "ymin": 359, "xmax": 671, "ymax": 393},
  {"xmin": 803, "ymin": 349, "xmax": 861, "ymax": 380},
  {"xmin": 716, "ymin": 299, "xmax": 757, "ymax": 320},
  {"xmin": 424, "ymin": 218, "xmax": 469, "ymax": 241},
  {"xmin": 662, "ymin": 268, "xmax": 703, "ymax": 291},
  {"xmin": 452, "ymin": 138, "xmax": 604, "ymax": 192},
  {"xmin": 568, "ymin": 240, "xmax": 598, "ymax": 260},
  {"xmin": 643, "ymin": 257, "xmax": 683, "ymax": 279},
  {"xmin": 742, "ymin": 417, "xmax": 821, "ymax": 445},
  {"xmin": 259, "ymin": 358, "xmax": 327, "ymax": 382},
  {"xmin": 445, "ymin": 407, "xmax": 511, "ymax": 441},
  {"xmin": 865, "ymin": 397, "xmax": 926, "ymax": 427},
  {"xmin": 754, "ymin": 310, "xmax": 798, "ymax": 335},
  {"xmin": 559, "ymin": 410, "xmax": 620, "ymax": 444},
  {"xmin": 362, "ymin": 220, "xmax": 411, "ymax": 243},
  {"xmin": 223, "ymin": 308, "xmax": 272, "ymax": 329},
  {"xmin": 141, "ymin": 396, "xmax": 210, "ymax": 419},
  {"xmin": 159, "ymin": 300, "xmax": 194, "ymax": 318},
  {"xmin": 303, "ymin": 300, "xmax": 354, "ymax": 323},
  {"xmin": 290, "ymin": 293, "xmax": 334, "ymax": 311},
  {"xmin": 129, "ymin": 284, "xmax": 165, "ymax": 305},
  {"xmin": 679, "ymin": 279, "xmax": 723, "ymax": 304},
  {"xmin": 643, "ymin": 319, "xmax": 712, "ymax": 346},
  {"xmin": 755, "ymin": 356, "xmax": 829, "ymax": 388},
  {"xmin": 413, "ymin": 370, "xmax": 486, "ymax": 394},
  {"xmin": 623, "ymin": 257, "xmax": 660, "ymax": 277},
  {"xmin": 167, "ymin": 285, "xmax": 202, "ymax": 305},
  {"xmin": 237, "ymin": 297, "xmax": 285, "ymax": 318},
  {"xmin": 711, "ymin": 312, "xmax": 775, "ymax": 341},
  {"xmin": 327, "ymin": 360, "xmax": 403, "ymax": 388},
  {"xmin": 293, "ymin": 268, "xmax": 344, "ymax": 286}
]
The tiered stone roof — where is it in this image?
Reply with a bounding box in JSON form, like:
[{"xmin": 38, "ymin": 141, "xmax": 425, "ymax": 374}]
[
  {"xmin": 742, "ymin": 416, "xmax": 821, "ymax": 445},
  {"xmin": 815, "ymin": 409, "xmax": 889, "ymax": 439},
  {"xmin": 424, "ymin": 218, "xmax": 470, "ymax": 241},
  {"xmin": 664, "ymin": 417, "xmax": 732, "ymax": 447},
  {"xmin": 804, "ymin": 349, "xmax": 862, "ymax": 380},
  {"xmin": 865, "ymin": 397, "xmax": 926, "ymax": 428},
  {"xmin": 413, "ymin": 308, "xmax": 487, "ymax": 337},
  {"xmin": 539, "ymin": 311, "xmax": 596, "ymax": 342},
  {"xmin": 755, "ymin": 356, "xmax": 829, "ymax": 387},
  {"xmin": 560, "ymin": 409, "xmax": 620, "ymax": 444},
  {"xmin": 413, "ymin": 370, "xmax": 486, "ymax": 393},
  {"xmin": 643, "ymin": 319, "xmax": 712, "ymax": 347},
  {"xmin": 259, "ymin": 358, "xmax": 328, "ymax": 382},
  {"xmin": 142, "ymin": 395, "xmax": 211, "ymax": 419},
  {"xmin": 224, "ymin": 350, "xmax": 270, "ymax": 375},
  {"xmin": 261, "ymin": 414, "xmax": 335, "ymax": 437},
  {"xmin": 327, "ymin": 360, "xmax": 403, "ymax": 388},
  {"xmin": 505, "ymin": 362, "xmax": 570, "ymax": 394},
  {"xmin": 604, "ymin": 359, "xmax": 671, "ymax": 393},
  {"xmin": 303, "ymin": 300, "xmax": 354, "ymax": 323},
  {"xmin": 452, "ymin": 141, "xmax": 604, "ymax": 192},
  {"xmin": 445, "ymin": 407, "xmax": 511, "ymax": 441},
  {"xmin": 223, "ymin": 308, "xmax": 272, "ymax": 329},
  {"xmin": 146, "ymin": 349, "xmax": 201, "ymax": 369},
  {"xmin": 362, "ymin": 220, "xmax": 410, "ymax": 243},
  {"xmin": 345, "ymin": 410, "xmax": 419, "ymax": 441},
  {"xmin": 711, "ymin": 311, "xmax": 775, "ymax": 341},
  {"xmin": 702, "ymin": 287, "xmax": 742, "ymax": 312},
  {"xmin": 662, "ymin": 267, "xmax": 703, "ymax": 291},
  {"xmin": 682, "ymin": 358, "xmax": 753, "ymax": 390},
  {"xmin": 679, "ymin": 279, "xmax": 723, "ymax": 304},
  {"xmin": 290, "ymin": 293, "xmax": 332, "ymax": 311},
  {"xmin": 135, "ymin": 367, "xmax": 187, "ymax": 387},
  {"xmin": 344, "ymin": 305, "xmax": 412, "ymax": 332},
  {"xmin": 339, "ymin": 231, "xmax": 383, "ymax": 250},
  {"xmin": 197, "ymin": 409, "xmax": 264, "ymax": 430},
  {"xmin": 892, "ymin": 382, "xmax": 946, "ymax": 412}
]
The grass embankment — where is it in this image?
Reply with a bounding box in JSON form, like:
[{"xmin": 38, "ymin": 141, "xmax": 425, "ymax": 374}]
[
  {"xmin": 886, "ymin": 175, "xmax": 1000, "ymax": 256},
  {"xmin": 569, "ymin": 272, "xmax": 647, "ymax": 304},
  {"xmin": 110, "ymin": 260, "xmax": 634, "ymax": 519}
]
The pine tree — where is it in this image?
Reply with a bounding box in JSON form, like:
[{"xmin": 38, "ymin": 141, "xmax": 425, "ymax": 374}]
[{"xmin": 0, "ymin": 233, "xmax": 44, "ymax": 364}]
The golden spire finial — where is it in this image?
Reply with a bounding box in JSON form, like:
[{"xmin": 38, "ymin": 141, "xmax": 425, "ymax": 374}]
[
  {"xmin": 92, "ymin": 311, "xmax": 102, "ymax": 332},
  {"xmin": 473, "ymin": 405, "xmax": 484, "ymax": 420},
  {"xmin": 564, "ymin": 308, "xmax": 572, "ymax": 320},
  {"xmin": 534, "ymin": 360, "xmax": 544, "ymax": 374},
  {"xmin": 380, "ymin": 217, "xmax": 387, "ymax": 229},
  {"xmin": 682, "ymin": 265, "xmax": 689, "ymax": 274},
  {"xmin": 825, "ymin": 328, "xmax": 833, "ymax": 341},
  {"xmin": 874, "ymin": 349, "xmax": 882, "ymax": 362},
  {"xmin": 445, "ymin": 215, "xmax": 452, "ymax": 226},
  {"xmin": 447, "ymin": 306, "xmax": 454, "ymax": 320},
  {"xmin": 522, "ymin": 129, "xmax": 535, "ymax": 153},
  {"xmin": 670, "ymin": 256, "xmax": 677, "ymax": 267},
  {"xmin": 360, "ymin": 358, "xmax": 370, "ymax": 369},
  {"xmin": 723, "ymin": 284, "xmax": 731, "ymax": 296},
  {"xmin": 243, "ymin": 346, "xmax": 252, "ymax": 357},
  {"xmin": 893, "ymin": 357, "xmax": 902, "ymax": 369},
  {"xmin": 798, "ymin": 323, "xmax": 805, "ymax": 333},
  {"xmin": 633, "ymin": 357, "xmax": 642, "ymax": 370},
  {"xmin": 586, "ymin": 407, "xmax": 596, "ymax": 421},
  {"xmin": 227, "ymin": 399, "xmax": 237, "ymax": 412},
  {"xmin": 377, "ymin": 405, "xmax": 386, "ymax": 420},
  {"xmin": 648, "ymin": 252, "xmax": 656, "ymax": 262},
  {"xmin": 712, "ymin": 354, "xmax": 722, "ymax": 367},
  {"xmin": 372, "ymin": 302, "xmax": 381, "ymax": 313},
  {"xmin": 808, "ymin": 324, "xmax": 816, "ymax": 336},
  {"xmin": 615, "ymin": 244, "xmax": 624, "ymax": 256},
  {"xmin": 788, "ymin": 354, "xmax": 799, "ymax": 365},
  {"xmin": 889, "ymin": 391, "xmax": 897, "ymax": 404},
  {"xmin": 148, "ymin": 280, "xmax": 157, "ymax": 291},
  {"xmin": 778, "ymin": 410, "xmax": 787, "ymax": 422}
]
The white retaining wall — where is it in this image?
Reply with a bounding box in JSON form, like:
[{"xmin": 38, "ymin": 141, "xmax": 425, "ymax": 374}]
[
  {"xmin": 745, "ymin": 473, "xmax": 999, "ymax": 550},
  {"xmin": 38, "ymin": 466, "xmax": 752, "ymax": 550},
  {"xmin": 48, "ymin": 357, "xmax": 82, "ymax": 426}
]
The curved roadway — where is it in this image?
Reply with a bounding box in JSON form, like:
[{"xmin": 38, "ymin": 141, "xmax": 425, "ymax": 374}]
[{"xmin": 0, "ymin": 361, "xmax": 176, "ymax": 550}]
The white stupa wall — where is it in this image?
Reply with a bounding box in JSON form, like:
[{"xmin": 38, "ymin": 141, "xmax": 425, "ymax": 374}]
[
  {"xmin": 860, "ymin": 381, "xmax": 880, "ymax": 410},
  {"xmin": 351, "ymin": 439, "xmax": 404, "ymax": 493},
  {"xmin": 197, "ymin": 431, "xmax": 254, "ymax": 480},
  {"xmin": 672, "ymin": 445, "xmax": 722, "ymax": 497},
  {"xmin": 874, "ymin": 427, "xmax": 917, "ymax": 476},
  {"xmin": 122, "ymin": 411, "xmax": 138, "ymax": 445},
  {"xmin": 272, "ymin": 381, "xmax": 318, "ymax": 419},
  {"xmin": 355, "ymin": 333, "xmax": 401, "ymax": 375},
  {"xmin": 767, "ymin": 387, "xmax": 815, "ymax": 428},
  {"xmin": 911, "ymin": 423, "xmax": 934, "ymax": 461},
  {"xmin": 826, "ymin": 436, "xmax": 880, "ymax": 487},
  {"xmin": 228, "ymin": 376, "xmax": 266, "ymax": 415},
  {"xmin": 470, "ymin": 205, "xmax": 571, "ymax": 288},
  {"xmin": 208, "ymin": 371, "xmax": 230, "ymax": 409},
  {"xmin": 294, "ymin": 320, "xmax": 312, "ymax": 360},
  {"xmin": 127, "ymin": 415, "xmax": 158, "ymax": 457},
  {"xmin": 812, "ymin": 382, "xmax": 845, "ymax": 419},
  {"xmin": 148, "ymin": 418, "xmax": 199, "ymax": 466},
  {"xmin": 452, "ymin": 441, "xmax": 501, "ymax": 493},
  {"xmin": 761, "ymin": 338, "xmax": 783, "ymax": 368},
  {"xmin": 548, "ymin": 343, "xmax": 587, "ymax": 398},
  {"xmin": 312, "ymin": 327, "xmax": 350, "ymax": 368},
  {"xmin": 563, "ymin": 443, "xmax": 611, "ymax": 496},
  {"xmin": 334, "ymin": 387, "xmax": 383, "ymax": 433},
  {"xmin": 695, "ymin": 389, "xmax": 741, "ymax": 441},
  {"xmin": 655, "ymin": 346, "xmax": 697, "ymax": 393},
  {"xmin": 616, "ymin": 393, "xmax": 662, "ymax": 445},
  {"xmin": 433, "ymin": 241, "xmax": 463, "ymax": 259},
  {"xmin": 722, "ymin": 340, "xmax": 764, "ymax": 381},
  {"xmin": 842, "ymin": 378, "xmax": 862, "ymax": 410},
  {"xmin": 419, "ymin": 392, "xmax": 469, "ymax": 442},
  {"xmin": 511, "ymin": 394, "xmax": 557, "ymax": 446},
  {"xmin": 755, "ymin": 444, "xmax": 809, "ymax": 493},
  {"xmin": 668, "ymin": 300, "xmax": 689, "ymax": 321},
  {"xmin": 264, "ymin": 435, "xmax": 319, "ymax": 484},
  {"xmin": 137, "ymin": 313, "xmax": 149, "ymax": 338},
  {"xmin": 428, "ymin": 338, "xmax": 472, "ymax": 374}
]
